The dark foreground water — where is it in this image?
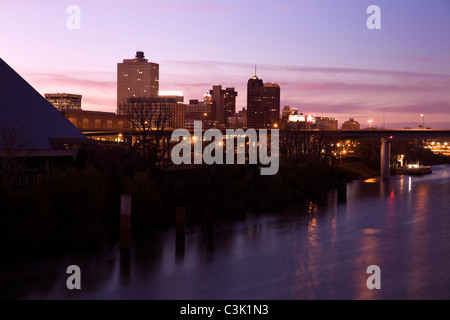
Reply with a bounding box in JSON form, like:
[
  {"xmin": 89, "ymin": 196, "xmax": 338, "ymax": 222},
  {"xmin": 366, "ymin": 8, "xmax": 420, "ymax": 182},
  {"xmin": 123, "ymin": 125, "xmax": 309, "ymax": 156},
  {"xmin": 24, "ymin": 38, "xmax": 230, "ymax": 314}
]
[{"xmin": 2, "ymin": 165, "xmax": 450, "ymax": 300}]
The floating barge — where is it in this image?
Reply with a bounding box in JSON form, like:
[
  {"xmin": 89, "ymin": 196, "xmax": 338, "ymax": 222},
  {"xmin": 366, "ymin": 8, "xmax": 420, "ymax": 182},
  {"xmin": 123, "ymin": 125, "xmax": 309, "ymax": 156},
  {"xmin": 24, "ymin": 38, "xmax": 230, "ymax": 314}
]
[{"xmin": 397, "ymin": 164, "xmax": 432, "ymax": 176}]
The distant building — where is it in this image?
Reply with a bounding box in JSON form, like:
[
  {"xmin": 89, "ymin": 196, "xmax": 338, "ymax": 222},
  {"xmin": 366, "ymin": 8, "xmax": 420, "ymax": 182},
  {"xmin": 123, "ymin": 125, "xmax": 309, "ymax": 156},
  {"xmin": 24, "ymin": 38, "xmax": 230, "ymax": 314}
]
[
  {"xmin": 286, "ymin": 114, "xmax": 338, "ymax": 130},
  {"xmin": 117, "ymin": 51, "xmax": 159, "ymax": 115},
  {"xmin": 59, "ymin": 109, "xmax": 129, "ymax": 145},
  {"xmin": 158, "ymin": 91, "xmax": 184, "ymax": 104},
  {"xmin": 209, "ymin": 85, "xmax": 238, "ymax": 126},
  {"xmin": 185, "ymin": 119, "xmax": 218, "ymax": 130},
  {"xmin": 281, "ymin": 106, "xmax": 297, "ymax": 121},
  {"xmin": 185, "ymin": 91, "xmax": 216, "ymax": 129},
  {"xmin": 45, "ymin": 93, "xmax": 82, "ymax": 110},
  {"xmin": 315, "ymin": 116, "xmax": 338, "ymax": 130},
  {"xmin": 288, "ymin": 114, "xmax": 316, "ymax": 123},
  {"xmin": 60, "ymin": 109, "xmax": 128, "ymax": 131},
  {"xmin": 288, "ymin": 113, "xmax": 306, "ymax": 122},
  {"xmin": 186, "ymin": 99, "xmax": 212, "ymax": 121},
  {"xmin": 238, "ymin": 107, "xmax": 247, "ymax": 118},
  {"xmin": 281, "ymin": 106, "xmax": 298, "ymax": 128},
  {"xmin": 227, "ymin": 108, "xmax": 247, "ymax": 129},
  {"xmin": 247, "ymin": 73, "xmax": 280, "ymax": 129},
  {"xmin": 223, "ymin": 87, "xmax": 238, "ymax": 126},
  {"xmin": 127, "ymin": 97, "xmax": 185, "ymax": 129},
  {"xmin": 341, "ymin": 118, "xmax": 360, "ymax": 130}
]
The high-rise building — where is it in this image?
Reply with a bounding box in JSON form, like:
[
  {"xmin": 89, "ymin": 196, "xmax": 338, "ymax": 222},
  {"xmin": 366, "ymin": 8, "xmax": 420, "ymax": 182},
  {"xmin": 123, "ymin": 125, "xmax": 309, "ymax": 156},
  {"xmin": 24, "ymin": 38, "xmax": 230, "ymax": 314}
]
[
  {"xmin": 45, "ymin": 93, "xmax": 82, "ymax": 110},
  {"xmin": 223, "ymin": 87, "xmax": 238, "ymax": 126},
  {"xmin": 209, "ymin": 85, "xmax": 222, "ymax": 124},
  {"xmin": 247, "ymin": 73, "xmax": 280, "ymax": 129},
  {"xmin": 209, "ymin": 85, "xmax": 238, "ymax": 126},
  {"xmin": 117, "ymin": 51, "xmax": 159, "ymax": 115}
]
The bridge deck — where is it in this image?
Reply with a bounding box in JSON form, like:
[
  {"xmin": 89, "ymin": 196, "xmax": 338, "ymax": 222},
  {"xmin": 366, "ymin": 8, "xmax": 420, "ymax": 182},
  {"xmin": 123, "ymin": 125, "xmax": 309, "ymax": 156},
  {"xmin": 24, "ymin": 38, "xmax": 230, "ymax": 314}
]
[
  {"xmin": 281, "ymin": 129, "xmax": 450, "ymax": 139},
  {"xmin": 82, "ymin": 129, "xmax": 450, "ymax": 140}
]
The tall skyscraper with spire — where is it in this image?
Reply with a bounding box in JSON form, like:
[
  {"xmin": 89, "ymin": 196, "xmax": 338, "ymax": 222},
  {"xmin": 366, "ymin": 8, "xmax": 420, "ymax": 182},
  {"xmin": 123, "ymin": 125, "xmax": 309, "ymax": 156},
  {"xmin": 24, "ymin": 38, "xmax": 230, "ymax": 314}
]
[
  {"xmin": 246, "ymin": 68, "xmax": 280, "ymax": 129},
  {"xmin": 117, "ymin": 51, "xmax": 159, "ymax": 115}
]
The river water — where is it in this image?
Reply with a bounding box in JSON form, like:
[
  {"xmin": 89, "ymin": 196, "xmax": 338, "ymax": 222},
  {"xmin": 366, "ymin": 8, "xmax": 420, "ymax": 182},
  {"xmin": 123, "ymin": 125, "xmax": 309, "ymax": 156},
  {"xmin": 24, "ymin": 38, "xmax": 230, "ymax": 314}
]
[{"xmin": 2, "ymin": 165, "xmax": 450, "ymax": 300}]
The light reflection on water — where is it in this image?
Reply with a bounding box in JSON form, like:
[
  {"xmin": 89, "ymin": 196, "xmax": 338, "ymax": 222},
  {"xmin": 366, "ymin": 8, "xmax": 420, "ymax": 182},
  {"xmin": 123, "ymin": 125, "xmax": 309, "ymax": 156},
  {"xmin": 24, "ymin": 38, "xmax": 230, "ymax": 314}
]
[{"xmin": 2, "ymin": 165, "xmax": 450, "ymax": 300}]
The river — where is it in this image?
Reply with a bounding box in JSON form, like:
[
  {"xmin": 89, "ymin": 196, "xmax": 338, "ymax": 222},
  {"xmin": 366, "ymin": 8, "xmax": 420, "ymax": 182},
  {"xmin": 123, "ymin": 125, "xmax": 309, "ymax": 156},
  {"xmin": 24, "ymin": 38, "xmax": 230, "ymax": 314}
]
[{"xmin": 2, "ymin": 165, "xmax": 450, "ymax": 300}]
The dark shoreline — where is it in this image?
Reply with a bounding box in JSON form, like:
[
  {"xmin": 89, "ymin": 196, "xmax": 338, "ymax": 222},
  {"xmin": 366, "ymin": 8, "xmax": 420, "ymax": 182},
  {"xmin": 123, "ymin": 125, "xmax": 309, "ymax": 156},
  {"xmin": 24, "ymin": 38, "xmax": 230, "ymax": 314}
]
[
  {"xmin": 1, "ymin": 154, "xmax": 358, "ymax": 255},
  {"xmin": 3, "ymin": 139, "xmax": 448, "ymax": 256}
]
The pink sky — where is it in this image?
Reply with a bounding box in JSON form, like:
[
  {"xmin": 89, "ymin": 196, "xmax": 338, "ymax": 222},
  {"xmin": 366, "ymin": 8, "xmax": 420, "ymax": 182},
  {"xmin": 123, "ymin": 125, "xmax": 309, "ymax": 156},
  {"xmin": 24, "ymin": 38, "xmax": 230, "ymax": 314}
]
[{"xmin": 1, "ymin": 0, "xmax": 450, "ymax": 128}]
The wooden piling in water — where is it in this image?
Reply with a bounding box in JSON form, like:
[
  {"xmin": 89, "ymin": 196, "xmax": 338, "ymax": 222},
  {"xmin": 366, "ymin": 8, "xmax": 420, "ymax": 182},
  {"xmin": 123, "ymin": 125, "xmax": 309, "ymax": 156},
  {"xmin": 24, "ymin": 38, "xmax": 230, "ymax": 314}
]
[
  {"xmin": 175, "ymin": 207, "xmax": 185, "ymax": 252},
  {"xmin": 337, "ymin": 180, "xmax": 347, "ymax": 203},
  {"xmin": 120, "ymin": 194, "xmax": 132, "ymax": 249}
]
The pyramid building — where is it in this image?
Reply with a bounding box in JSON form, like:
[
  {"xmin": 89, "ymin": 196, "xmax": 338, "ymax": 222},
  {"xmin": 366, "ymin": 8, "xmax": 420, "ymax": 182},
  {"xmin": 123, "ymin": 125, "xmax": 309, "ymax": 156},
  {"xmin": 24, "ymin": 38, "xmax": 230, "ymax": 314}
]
[{"xmin": 0, "ymin": 58, "xmax": 90, "ymax": 155}]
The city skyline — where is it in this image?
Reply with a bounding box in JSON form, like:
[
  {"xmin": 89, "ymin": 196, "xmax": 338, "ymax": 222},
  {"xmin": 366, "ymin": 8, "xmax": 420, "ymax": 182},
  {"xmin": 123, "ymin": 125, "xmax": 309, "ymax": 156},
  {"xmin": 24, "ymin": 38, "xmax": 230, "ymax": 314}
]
[{"xmin": 1, "ymin": 0, "xmax": 450, "ymax": 128}]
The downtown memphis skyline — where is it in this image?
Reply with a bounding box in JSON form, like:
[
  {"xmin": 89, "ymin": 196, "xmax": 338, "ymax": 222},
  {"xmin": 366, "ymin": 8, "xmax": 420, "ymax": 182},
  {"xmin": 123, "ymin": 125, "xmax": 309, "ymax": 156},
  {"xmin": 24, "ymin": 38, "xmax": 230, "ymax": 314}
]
[{"xmin": 1, "ymin": 0, "xmax": 449, "ymax": 129}]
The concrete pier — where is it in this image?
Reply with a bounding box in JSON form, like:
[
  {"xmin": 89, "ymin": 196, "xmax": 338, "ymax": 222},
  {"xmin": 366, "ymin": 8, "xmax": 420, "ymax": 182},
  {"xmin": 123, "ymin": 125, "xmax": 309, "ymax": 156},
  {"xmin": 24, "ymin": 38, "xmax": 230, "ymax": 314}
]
[
  {"xmin": 120, "ymin": 194, "xmax": 132, "ymax": 249},
  {"xmin": 380, "ymin": 137, "xmax": 391, "ymax": 180},
  {"xmin": 176, "ymin": 207, "xmax": 186, "ymax": 252}
]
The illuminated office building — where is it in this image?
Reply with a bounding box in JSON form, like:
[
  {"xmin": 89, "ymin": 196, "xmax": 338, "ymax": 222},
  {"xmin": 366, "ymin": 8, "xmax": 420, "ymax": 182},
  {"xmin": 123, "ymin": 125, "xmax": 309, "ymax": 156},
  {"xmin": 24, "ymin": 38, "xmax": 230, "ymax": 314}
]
[
  {"xmin": 45, "ymin": 93, "xmax": 82, "ymax": 110},
  {"xmin": 247, "ymin": 73, "xmax": 280, "ymax": 129},
  {"xmin": 117, "ymin": 51, "xmax": 159, "ymax": 115},
  {"xmin": 209, "ymin": 85, "xmax": 238, "ymax": 126}
]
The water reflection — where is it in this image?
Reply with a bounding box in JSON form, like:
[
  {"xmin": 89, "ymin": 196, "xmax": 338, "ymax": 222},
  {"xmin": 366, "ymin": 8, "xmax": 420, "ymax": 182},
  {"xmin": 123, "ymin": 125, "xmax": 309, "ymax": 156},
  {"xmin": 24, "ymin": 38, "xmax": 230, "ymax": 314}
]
[
  {"xmin": 119, "ymin": 249, "xmax": 131, "ymax": 286},
  {"xmin": 2, "ymin": 165, "xmax": 450, "ymax": 299}
]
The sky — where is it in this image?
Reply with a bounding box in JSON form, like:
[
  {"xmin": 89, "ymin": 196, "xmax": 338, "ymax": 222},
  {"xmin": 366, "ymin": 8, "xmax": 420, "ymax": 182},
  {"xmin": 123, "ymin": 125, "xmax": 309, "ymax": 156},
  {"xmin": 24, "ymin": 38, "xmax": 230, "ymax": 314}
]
[{"xmin": 1, "ymin": 0, "xmax": 450, "ymax": 128}]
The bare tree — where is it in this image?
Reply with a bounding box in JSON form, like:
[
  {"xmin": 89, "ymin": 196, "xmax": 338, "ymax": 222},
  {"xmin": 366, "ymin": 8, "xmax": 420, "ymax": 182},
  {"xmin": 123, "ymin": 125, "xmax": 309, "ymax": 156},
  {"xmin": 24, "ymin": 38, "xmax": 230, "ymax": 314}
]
[
  {"xmin": 281, "ymin": 122, "xmax": 335, "ymax": 164},
  {"xmin": 281, "ymin": 121, "xmax": 313, "ymax": 159},
  {"xmin": 0, "ymin": 124, "xmax": 33, "ymax": 188},
  {"xmin": 122, "ymin": 99, "xmax": 176, "ymax": 173}
]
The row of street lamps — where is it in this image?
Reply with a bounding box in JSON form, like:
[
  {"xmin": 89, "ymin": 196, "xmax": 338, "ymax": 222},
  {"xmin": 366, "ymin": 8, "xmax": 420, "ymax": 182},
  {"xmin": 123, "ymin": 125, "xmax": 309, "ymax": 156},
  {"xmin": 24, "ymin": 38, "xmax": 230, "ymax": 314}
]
[{"xmin": 366, "ymin": 114, "xmax": 426, "ymax": 129}]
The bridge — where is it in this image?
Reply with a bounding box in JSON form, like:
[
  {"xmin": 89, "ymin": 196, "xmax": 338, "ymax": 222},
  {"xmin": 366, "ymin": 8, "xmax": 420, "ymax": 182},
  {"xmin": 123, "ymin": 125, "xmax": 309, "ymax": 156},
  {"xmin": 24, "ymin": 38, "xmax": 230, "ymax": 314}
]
[
  {"xmin": 83, "ymin": 128, "xmax": 450, "ymax": 180},
  {"xmin": 284, "ymin": 129, "xmax": 450, "ymax": 179},
  {"xmin": 286, "ymin": 129, "xmax": 450, "ymax": 140}
]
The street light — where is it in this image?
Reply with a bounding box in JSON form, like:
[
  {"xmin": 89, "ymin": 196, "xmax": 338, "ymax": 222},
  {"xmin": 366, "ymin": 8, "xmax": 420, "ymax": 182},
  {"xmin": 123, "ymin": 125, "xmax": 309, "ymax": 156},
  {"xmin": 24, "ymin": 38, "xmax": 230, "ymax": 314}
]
[
  {"xmin": 368, "ymin": 119, "xmax": 373, "ymax": 129},
  {"xmin": 420, "ymin": 114, "xmax": 424, "ymax": 130}
]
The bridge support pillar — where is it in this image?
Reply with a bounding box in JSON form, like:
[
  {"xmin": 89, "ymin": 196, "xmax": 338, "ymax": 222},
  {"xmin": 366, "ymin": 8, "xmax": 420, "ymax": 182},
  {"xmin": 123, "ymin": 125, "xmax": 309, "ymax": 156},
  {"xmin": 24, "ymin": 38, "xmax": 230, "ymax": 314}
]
[{"xmin": 380, "ymin": 137, "xmax": 391, "ymax": 180}]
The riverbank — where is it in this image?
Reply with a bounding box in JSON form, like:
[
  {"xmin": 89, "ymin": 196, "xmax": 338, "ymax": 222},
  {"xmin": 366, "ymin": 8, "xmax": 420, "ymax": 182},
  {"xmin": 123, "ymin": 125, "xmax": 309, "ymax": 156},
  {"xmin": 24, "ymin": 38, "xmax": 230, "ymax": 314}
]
[
  {"xmin": 4, "ymin": 165, "xmax": 449, "ymax": 300},
  {"xmin": 337, "ymin": 162, "xmax": 378, "ymax": 180},
  {"xmin": 1, "ymin": 154, "xmax": 351, "ymax": 254}
]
